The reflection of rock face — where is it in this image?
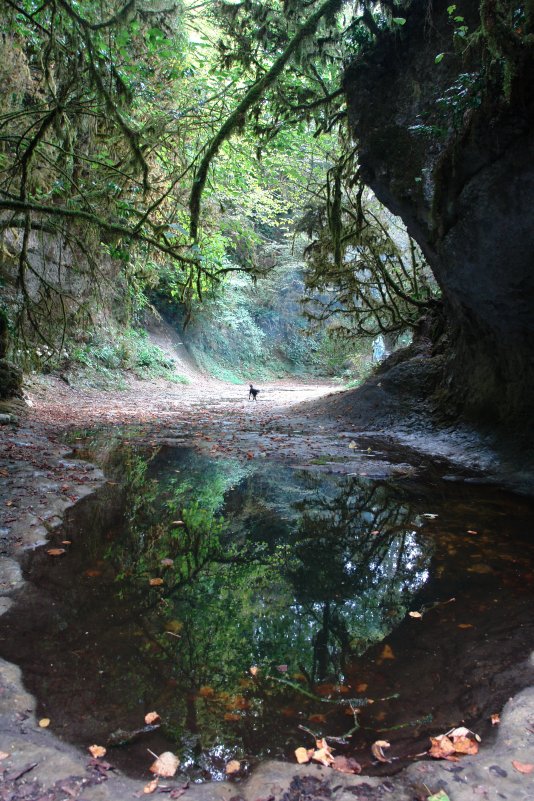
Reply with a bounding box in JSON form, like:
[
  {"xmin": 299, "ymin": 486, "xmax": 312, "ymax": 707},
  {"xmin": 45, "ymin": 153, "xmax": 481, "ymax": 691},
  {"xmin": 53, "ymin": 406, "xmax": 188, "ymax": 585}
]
[{"xmin": 344, "ymin": 0, "xmax": 534, "ymax": 432}]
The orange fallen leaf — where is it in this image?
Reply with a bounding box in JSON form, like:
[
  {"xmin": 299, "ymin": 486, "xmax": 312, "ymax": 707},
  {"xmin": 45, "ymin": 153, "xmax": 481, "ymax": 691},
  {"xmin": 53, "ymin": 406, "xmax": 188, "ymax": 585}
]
[
  {"xmin": 225, "ymin": 760, "xmax": 241, "ymax": 774},
  {"xmin": 452, "ymin": 735, "xmax": 478, "ymax": 755},
  {"xmin": 149, "ymin": 577, "xmax": 164, "ymax": 586},
  {"xmin": 294, "ymin": 747, "xmax": 312, "ymax": 764},
  {"xmin": 249, "ymin": 666, "xmax": 260, "ymax": 677},
  {"xmin": 149, "ymin": 751, "xmax": 179, "ymax": 777},
  {"xmin": 458, "ymin": 623, "xmax": 474, "ymax": 629},
  {"xmin": 380, "ymin": 645, "xmax": 395, "ymax": 660},
  {"xmin": 491, "ymin": 713, "xmax": 500, "ymax": 725},
  {"xmin": 85, "ymin": 569, "xmax": 101, "ymax": 577},
  {"xmin": 428, "ymin": 735, "xmax": 458, "ymax": 761},
  {"xmin": 144, "ymin": 711, "xmax": 161, "ymax": 725},
  {"xmin": 38, "ymin": 718, "xmax": 50, "ymax": 728},
  {"xmin": 356, "ymin": 683, "xmax": 368, "ymax": 693},
  {"xmin": 143, "ymin": 778, "xmax": 159, "ymax": 794},
  {"xmin": 512, "ymin": 760, "xmax": 533, "ymax": 774},
  {"xmin": 198, "ymin": 686, "xmax": 215, "ymax": 698},
  {"xmin": 371, "ymin": 740, "xmax": 391, "ymax": 762},
  {"xmin": 88, "ymin": 745, "xmax": 107, "ymax": 758},
  {"xmin": 47, "ymin": 549, "xmax": 65, "ymax": 557}
]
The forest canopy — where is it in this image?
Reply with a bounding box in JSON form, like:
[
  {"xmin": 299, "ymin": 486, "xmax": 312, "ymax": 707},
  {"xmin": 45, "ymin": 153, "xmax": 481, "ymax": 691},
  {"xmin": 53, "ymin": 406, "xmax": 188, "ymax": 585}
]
[{"xmin": 1, "ymin": 0, "xmax": 476, "ymax": 353}]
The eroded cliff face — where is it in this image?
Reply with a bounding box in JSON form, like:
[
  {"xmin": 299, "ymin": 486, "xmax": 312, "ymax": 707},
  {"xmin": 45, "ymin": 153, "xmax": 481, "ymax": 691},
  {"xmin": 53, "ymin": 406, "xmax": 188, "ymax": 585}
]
[{"xmin": 344, "ymin": 0, "xmax": 534, "ymax": 432}]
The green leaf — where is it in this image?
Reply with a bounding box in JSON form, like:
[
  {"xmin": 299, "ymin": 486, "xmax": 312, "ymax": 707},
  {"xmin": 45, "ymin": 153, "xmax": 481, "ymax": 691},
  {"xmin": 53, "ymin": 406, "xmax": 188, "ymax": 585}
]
[
  {"xmin": 428, "ymin": 792, "xmax": 450, "ymax": 801},
  {"xmin": 447, "ymin": 4, "xmax": 457, "ymax": 14},
  {"xmin": 392, "ymin": 17, "xmax": 406, "ymax": 25},
  {"xmin": 434, "ymin": 52, "xmax": 446, "ymax": 63}
]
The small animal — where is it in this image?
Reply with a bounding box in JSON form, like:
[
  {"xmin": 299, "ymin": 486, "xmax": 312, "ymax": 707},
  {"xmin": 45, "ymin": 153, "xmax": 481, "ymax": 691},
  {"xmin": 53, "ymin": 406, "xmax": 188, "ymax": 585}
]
[{"xmin": 249, "ymin": 383, "xmax": 260, "ymax": 401}]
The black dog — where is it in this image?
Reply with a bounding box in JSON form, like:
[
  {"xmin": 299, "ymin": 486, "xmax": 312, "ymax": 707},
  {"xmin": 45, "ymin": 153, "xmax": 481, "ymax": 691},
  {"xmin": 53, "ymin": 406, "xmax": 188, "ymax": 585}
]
[{"xmin": 249, "ymin": 383, "xmax": 260, "ymax": 401}]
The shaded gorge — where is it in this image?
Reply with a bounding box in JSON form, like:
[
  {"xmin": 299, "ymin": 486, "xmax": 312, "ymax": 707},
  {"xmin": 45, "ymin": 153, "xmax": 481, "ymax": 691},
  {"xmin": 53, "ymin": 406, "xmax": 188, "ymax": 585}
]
[{"xmin": 1, "ymin": 435, "xmax": 533, "ymax": 781}]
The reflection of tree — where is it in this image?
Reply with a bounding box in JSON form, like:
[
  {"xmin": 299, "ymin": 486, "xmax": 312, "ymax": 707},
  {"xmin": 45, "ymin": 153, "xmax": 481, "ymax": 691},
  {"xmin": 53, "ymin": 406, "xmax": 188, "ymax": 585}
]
[
  {"xmin": 288, "ymin": 476, "xmax": 431, "ymax": 681},
  {"xmin": 85, "ymin": 452, "xmax": 432, "ymax": 773}
]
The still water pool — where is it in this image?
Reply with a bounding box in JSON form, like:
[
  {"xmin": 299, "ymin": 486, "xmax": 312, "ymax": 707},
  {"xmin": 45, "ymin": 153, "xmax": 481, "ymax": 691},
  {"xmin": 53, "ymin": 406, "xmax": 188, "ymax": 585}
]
[{"xmin": 1, "ymin": 436, "xmax": 533, "ymax": 780}]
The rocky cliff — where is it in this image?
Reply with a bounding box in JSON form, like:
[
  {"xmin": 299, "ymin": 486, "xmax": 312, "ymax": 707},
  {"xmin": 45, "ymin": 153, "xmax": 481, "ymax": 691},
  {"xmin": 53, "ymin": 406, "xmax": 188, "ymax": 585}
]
[{"xmin": 344, "ymin": 0, "xmax": 534, "ymax": 432}]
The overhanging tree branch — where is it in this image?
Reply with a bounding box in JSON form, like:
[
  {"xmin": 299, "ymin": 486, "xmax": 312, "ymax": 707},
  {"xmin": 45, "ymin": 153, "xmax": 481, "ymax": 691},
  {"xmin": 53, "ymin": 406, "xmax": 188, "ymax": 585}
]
[{"xmin": 189, "ymin": 0, "xmax": 344, "ymax": 241}]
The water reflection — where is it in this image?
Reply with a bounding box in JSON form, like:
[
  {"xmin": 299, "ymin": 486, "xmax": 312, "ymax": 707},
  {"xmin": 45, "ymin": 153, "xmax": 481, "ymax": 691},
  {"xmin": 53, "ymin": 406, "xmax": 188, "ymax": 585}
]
[{"xmin": 6, "ymin": 441, "xmax": 532, "ymax": 781}]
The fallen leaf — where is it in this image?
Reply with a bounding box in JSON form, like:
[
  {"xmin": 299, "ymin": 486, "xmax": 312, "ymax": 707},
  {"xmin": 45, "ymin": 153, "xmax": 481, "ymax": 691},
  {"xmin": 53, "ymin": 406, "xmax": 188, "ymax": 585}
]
[
  {"xmin": 225, "ymin": 759, "xmax": 241, "ymax": 774},
  {"xmin": 149, "ymin": 751, "xmax": 179, "ymax": 777},
  {"xmin": 491, "ymin": 713, "xmax": 500, "ymax": 725},
  {"xmin": 61, "ymin": 540, "xmax": 72, "ymax": 545},
  {"xmin": 0, "ymin": 751, "xmax": 10, "ymax": 760},
  {"xmin": 249, "ymin": 666, "xmax": 260, "ymax": 677},
  {"xmin": 294, "ymin": 747, "xmax": 311, "ymax": 764},
  {"xmin": 88, "ymin": 745, "xmax": 106, "ymax": 758},
  {"xmin": 409, "ymin": 611, "xmax": 423, "ymax": 619},
  {"xmin": 312, "ymin": 747, "xmax": 335, "ymax": 767},
  {"xmin": 512, "ymin": 760, "xmax": 533, "ymax": 774},
  {"xmin": 38, "ymin": 718, "xmax": 50, "ymax": 728},
  {"xmin": 428, "ymin": 735, "xmax": 458, "ymax": 761},
  {"xmin": 380, "ymin": 645, "xmax": 395, "ymax": 660},
  {"xmin": 149, "ymin": 577, "xmax": 164, "ymax": 586},
  {"xmin": 332, "ymin": 755, "xmax": 361, "ymax": 774},
  {"xmin": 85, "ymin": 569, "xmax": 101, "ymax": 577},
  {"xmin": 144, "ymin": 711, "xmax": 161, "ymax": 725},
  {"xmin": 198, "ymin": 686, "xmax": 215, "ymax": 698},
  {"xmin": 458, "ymin": 623, "xmax": 474, "ymax": 629},
  {"xmin": 371, "ymin": 740, "xmax": 391, "ymax": 763},
  {"xmin": 356, "ymin": 683, "xmax": 368, "ymax": 692},
  {"xmin": 143, "ymin": 778, "xmax": 159, "ymax": 794},
  {"xmin": 451, "ymin": 735, "xmax": 478, "ymax": 755},
  {"xmin": 47, "ymin": 548, "xmax": 65, "ymax": 557}
]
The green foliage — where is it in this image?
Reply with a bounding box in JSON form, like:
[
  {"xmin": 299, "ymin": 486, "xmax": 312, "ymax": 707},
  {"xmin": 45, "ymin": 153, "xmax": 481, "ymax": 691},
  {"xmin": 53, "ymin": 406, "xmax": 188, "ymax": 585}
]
[{"xmin": 67, "ymin": 328, "xmax": 189, "ymax": 384}]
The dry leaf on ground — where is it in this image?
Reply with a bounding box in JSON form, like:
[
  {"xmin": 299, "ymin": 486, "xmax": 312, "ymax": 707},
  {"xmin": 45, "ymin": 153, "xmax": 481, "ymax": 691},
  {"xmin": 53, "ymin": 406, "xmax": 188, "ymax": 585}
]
[
  {"xmin": 149, "ymin": 577, "xmax": 164, "ymax": 586},
  {"xmin": 249, "ymin": 666, "xmax": 260, "ymax": 677},
  {"xmin": 332, "ymin": 755, "xmax": 361, "ymax": 774},
  {"xmin": 149, "ymin": 751, "xmax": 180, "ymax": 777},
  {"xmin": 409, "ymin": 611, "xmax": 422, "ymax": 619},
  {"xmin": 294, "ymin": 747, "xmax": 312, "ymax": 764},
  {"xmin": 143, "ymin": 778, "xmax": 159, "ymax": 794},
  {"xmin": 38, "ymin": 718, "xmax": 50, "ymax": 728},
  {"xmin": 47, "ymin": 548, "xmax": 65, "ymax": 557},
  {"xmin": 491, "ymin": 713, "xmax": 500, "ymax": 725},
  {"xmin": 428, "ymin": 735, "xmax": 458, "ymax": 761},
  {"xmin": 144, "ymin": 711, "xmax": 161, "ymax": 725},
  {"xmin": 313, "ymin": 747, "xmax": 335, "ymax": 767},
  {"xmin": 512, "ymin": 760, "xmax": 534, "ymax": 774},
  {"xmin": 225, "ymin": 760, "xmax": 241, "ymax": 774},
  {"xmin": 371, "ymin": 740, "xmax": 391, "ymax": 763},
  {"xmin": 88, "ymin": 745, "xmax": 107, "ymax": 758}
]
